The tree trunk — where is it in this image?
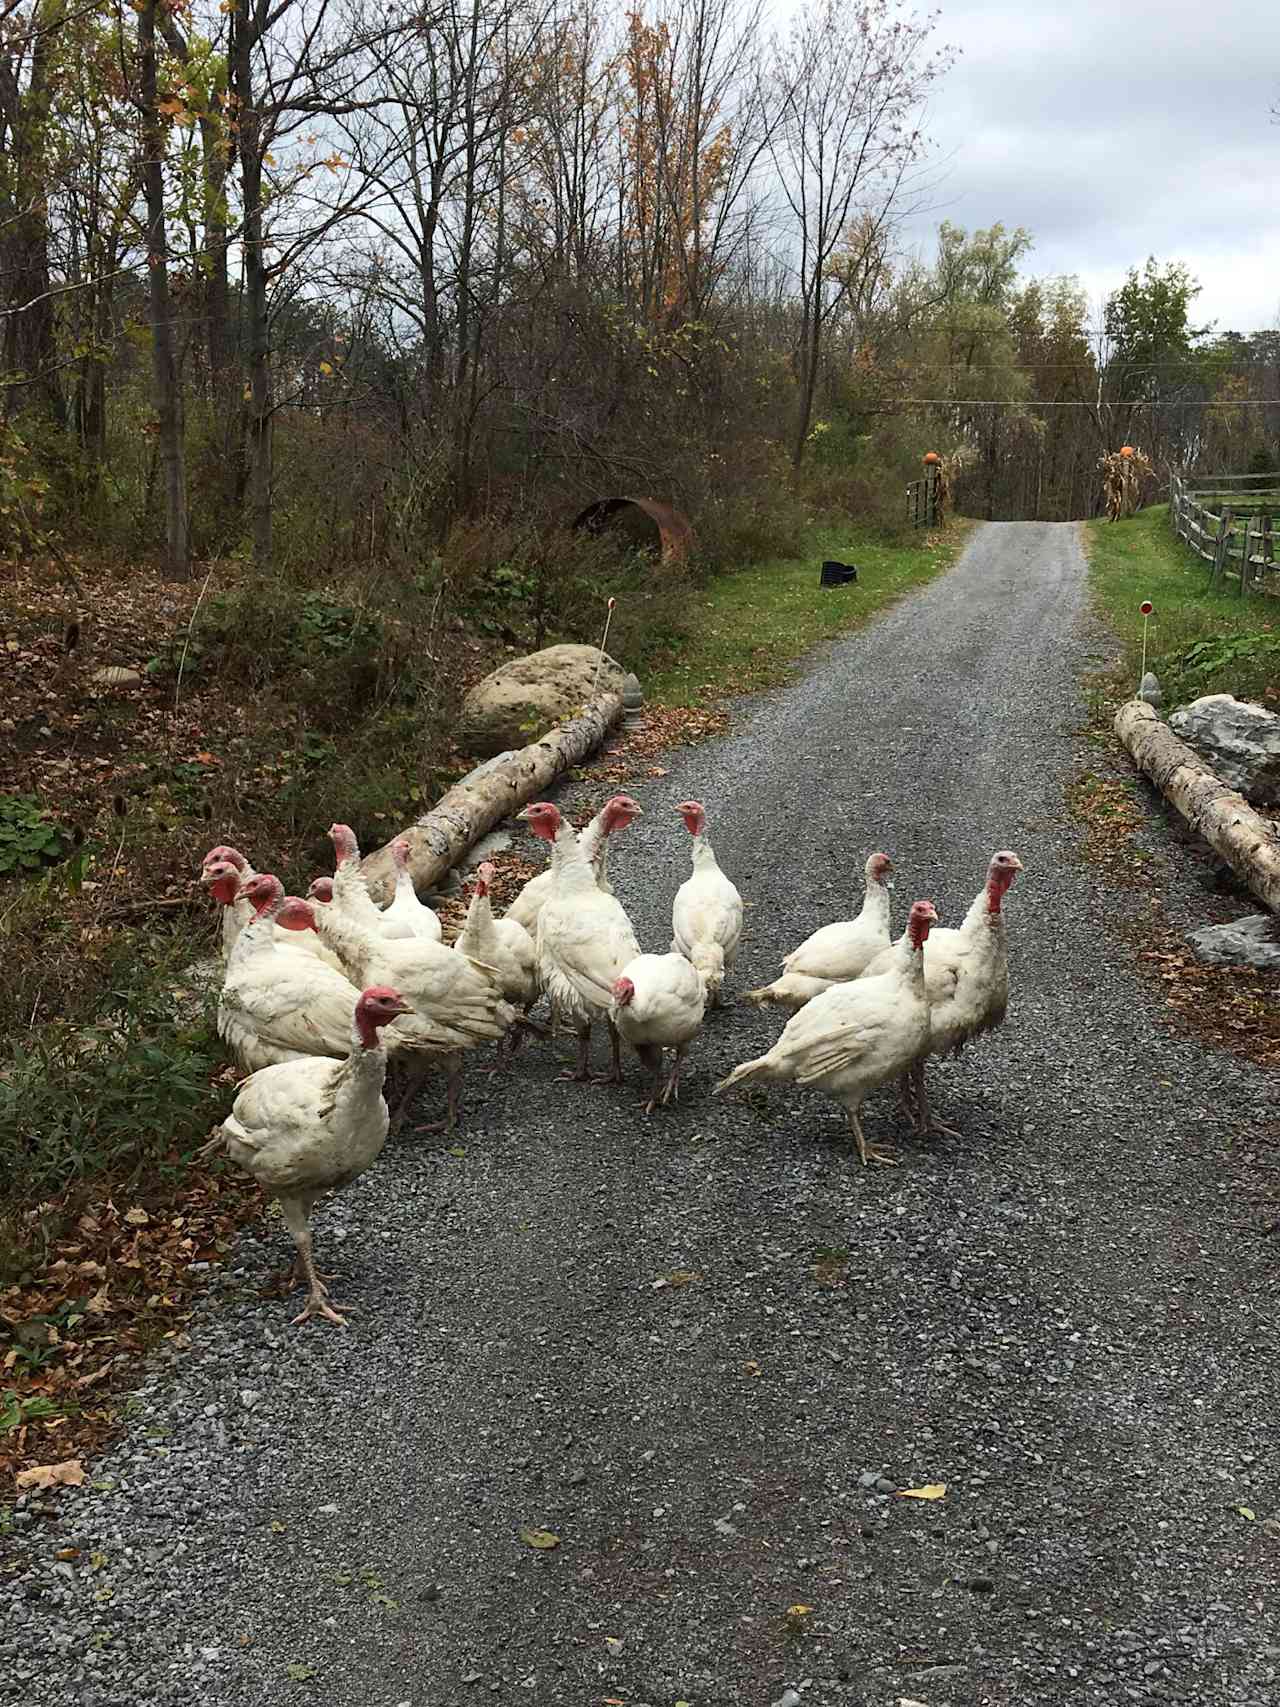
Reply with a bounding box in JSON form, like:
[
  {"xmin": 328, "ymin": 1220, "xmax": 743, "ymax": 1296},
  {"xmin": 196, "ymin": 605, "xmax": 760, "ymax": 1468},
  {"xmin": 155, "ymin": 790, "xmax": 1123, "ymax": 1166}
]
[
  {"xmin": 231, "ymin": 11, "xmax": 272, "ymax": 564},
  {"xmin": 360, "ymin": 692, "xmax": 625, "ymax": 902},
  {"xmin": 0, "ymin": 9, "xmax": 65, "ymax": 424},
  {"xmin": 1114, "ymin": 699, "xmax": 1280, "ymax": 913},
  {"xmin": 138, "ymin": 0, "xmax": 190, "ymax": 577}
]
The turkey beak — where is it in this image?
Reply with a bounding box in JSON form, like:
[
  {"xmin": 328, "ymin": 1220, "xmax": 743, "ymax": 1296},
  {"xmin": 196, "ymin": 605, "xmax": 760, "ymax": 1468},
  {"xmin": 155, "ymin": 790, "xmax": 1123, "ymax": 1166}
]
[
  {"xmin": 515, "ymin": 807, "xmax": 532, "ymax": 823},
  {"xmin": 388, "ymin": 999, "xmax": 413, "ymax": 1018}
]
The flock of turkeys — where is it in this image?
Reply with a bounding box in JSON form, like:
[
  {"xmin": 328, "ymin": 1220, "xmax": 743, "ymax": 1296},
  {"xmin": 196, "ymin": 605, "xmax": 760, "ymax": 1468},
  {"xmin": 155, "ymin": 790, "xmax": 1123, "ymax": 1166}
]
[{"xmin": 199, "ymin": 800, "xmax": 1022, "ymax": 1326}]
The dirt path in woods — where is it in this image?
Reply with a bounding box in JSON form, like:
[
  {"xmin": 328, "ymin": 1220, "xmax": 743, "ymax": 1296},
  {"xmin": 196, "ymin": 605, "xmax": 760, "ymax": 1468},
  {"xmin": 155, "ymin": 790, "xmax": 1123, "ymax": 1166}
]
[{"xmin": 7, "ymin": 521, "xmax": 1280, "ymax": 1707}]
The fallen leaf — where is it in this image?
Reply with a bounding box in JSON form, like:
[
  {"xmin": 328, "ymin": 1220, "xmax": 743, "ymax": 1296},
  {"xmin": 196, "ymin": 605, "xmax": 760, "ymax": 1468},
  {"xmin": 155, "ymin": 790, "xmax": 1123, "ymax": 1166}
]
[
  {"xmin": 123, "ymin": 1208, "xmax": 150, "ymax": 1227},
  {"xmin": 785, "ymin": 1603, "xmax": 813, "ymax": 1618},
  {"xmin": 897, "ymin": 1483, "xmax": 947, "ymax": 1501},
  {"xmin": 743, "ymin": 1360, "xmax": 762, "ymax": 1377},
  {"xmin": 286, "ymin": 1662, "xmax": 316, "ymax": 1681},
  {"xmin": 55, "ymin": 1547, "xmax": 80, "ymax": 1561},
  {"xmin": 15, "ymin": 1458, "xmax": 85, "ymax": 1491},
  {"xmin": 518, "ymin": 1527, "xmax": 560, "ymax": 1550},
  {"xmin": 1238, "ymin": 1505, "xmax": 1256, "ymax": 1521}
]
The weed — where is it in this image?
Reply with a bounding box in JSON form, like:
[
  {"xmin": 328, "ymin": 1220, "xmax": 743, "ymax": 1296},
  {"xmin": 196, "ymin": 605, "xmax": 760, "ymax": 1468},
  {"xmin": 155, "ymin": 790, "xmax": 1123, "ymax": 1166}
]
[
  {"xmin": 1086, "ymin": 506, "xmax": 1280, "ymax": 710},
  {"xmin": 0, "ymin": 794, "xmax": 68, "ymax": 878}
]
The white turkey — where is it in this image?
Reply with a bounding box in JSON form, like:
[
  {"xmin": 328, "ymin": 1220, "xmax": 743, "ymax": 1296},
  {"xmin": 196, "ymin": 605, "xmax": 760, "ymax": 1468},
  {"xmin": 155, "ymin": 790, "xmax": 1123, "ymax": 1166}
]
[
  {"xmin": 716, "ymin": 899, "xmax": 939, "ymax": 1166},
  {"xmin": 455, "ymin": 861, "xmax": 538, "ymax": 1012},
  {"xmin": 216, "ymin": 873, "xmax": 374, "ymax": 1072},
  {"xmin": 670, "ymin": 800, "xmax": 743, "ymax": 1006},
  {"xmin": 200, "ymin": 843, "xmax": 345, "ymax": 972},
  {"xmin": 745, "ymin": 852, "xmax": 894, "ymax": 1010},
  {"xmin": 860, "ymin": 850, "xmax": 1023, "ymax": 1139},
  {"xmin": 300, "ymin": 824, "xmax": 516, "ymax": 1130},
  {"xmin": 504, "ymin": 793, "xmax": 642, "ymax": 934},
  {"xmin": 212, "ymin": 984, "xmax": 411, "ymax": 1326},
  {"xmin": 519, "ymin": 800, "xmax": 641, "ymax": 1083},
  {"xmin": 375, "ymin": 836, "xmax": 443, "ymax": 940},
  {"xmin": 610, "ymin": 953, "xmax": 706, "ymax": 1113}
]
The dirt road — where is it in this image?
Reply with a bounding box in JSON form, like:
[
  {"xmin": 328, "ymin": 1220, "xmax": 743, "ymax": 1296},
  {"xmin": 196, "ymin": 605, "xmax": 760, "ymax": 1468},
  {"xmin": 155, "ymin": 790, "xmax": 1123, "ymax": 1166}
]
[{"xmin": 8, "ymin": 521, "xmax": 1279, "ymax": 1707}]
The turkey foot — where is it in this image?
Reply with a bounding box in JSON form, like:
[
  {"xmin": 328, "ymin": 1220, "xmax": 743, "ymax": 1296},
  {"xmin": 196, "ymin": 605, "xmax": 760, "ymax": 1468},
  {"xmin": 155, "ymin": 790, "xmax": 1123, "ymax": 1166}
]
[
  {"xmin": 847, "ymin": 1108, "xmax": 898, "ymax": 1168},
  {"xmin": 292, "ymin": 1282, "xmax": 354, "ymax": 1328}
]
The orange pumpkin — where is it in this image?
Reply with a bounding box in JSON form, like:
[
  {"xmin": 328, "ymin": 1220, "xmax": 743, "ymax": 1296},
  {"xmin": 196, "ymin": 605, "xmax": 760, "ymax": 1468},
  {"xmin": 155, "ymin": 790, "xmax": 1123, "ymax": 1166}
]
[{"xmin": 1119, "ymin": 445, "xmax": 1135, "ymax": 458}]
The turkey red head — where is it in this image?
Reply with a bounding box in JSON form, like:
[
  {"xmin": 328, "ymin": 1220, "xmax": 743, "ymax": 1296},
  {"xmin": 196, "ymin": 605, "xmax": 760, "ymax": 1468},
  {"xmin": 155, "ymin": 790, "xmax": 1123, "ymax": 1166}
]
[
  {"xmin": 907, "ymin": 899, "xmax": 939, "ymax": 948},
  {"xmin": 474, "ymin": 861, "xmax": 496, "ymax": 897},
  {"xmin": 203, "ymin": 859, "xmax": 242, "ymax": 906},
  {"xmin": 601, "ymin": 794, "xmax": 643, "ymax": 833},
  {"xmin": 200, "ymin": 844, "xmax": 248, "ymax": 886},
  {"xmin": 612, "ymin": 975, "xmax": 636, "ymax": 1006},
  {"xmin": 986, "ymin": 850, "xmax": 1023, "ymax": 914},
  {"xmin": 866, "ymin": 851, "xmax": 893, "ymax": 888},
  {"xmin": 675, "ymin": 800, "xmax": 706, "ymax": 836},
  {"xmin": 391, "ymin": 837, "xmax": 413, "ymax": 870},
  {"xmin": 242, "ymin": 873, "xmax": 284, "ymax": 917},
  {"xmin": 277, "ymin": 896, "xmax": 318, "ymax": 932},
  {"xmin": 355, "ymin": 984, "xmax": 413, "ymax": 1048},
  {"xmin": 517, "ymin": 801, "xmax": 561, "ymax": 843},
  {"xmin": 307, "ymin": 876, "xmax": 334, "ymax": 904},
  {"xmin": 328, "ymin": 823, "xmax": 360, "ymax": 868}
]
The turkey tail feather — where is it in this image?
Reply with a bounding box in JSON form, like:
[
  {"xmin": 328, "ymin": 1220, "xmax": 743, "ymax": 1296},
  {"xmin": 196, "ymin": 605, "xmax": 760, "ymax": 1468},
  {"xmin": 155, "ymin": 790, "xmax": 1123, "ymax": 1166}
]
[{"xmin": 714, "ymin": 1054, "xmax": 771, "ymax": 1095}]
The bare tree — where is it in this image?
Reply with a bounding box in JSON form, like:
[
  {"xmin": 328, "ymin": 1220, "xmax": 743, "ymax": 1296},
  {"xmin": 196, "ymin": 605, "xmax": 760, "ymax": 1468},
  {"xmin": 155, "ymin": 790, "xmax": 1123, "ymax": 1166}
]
[{"xmin": 770, "ymin": 0, "xmax": 948, "ymax": 465}]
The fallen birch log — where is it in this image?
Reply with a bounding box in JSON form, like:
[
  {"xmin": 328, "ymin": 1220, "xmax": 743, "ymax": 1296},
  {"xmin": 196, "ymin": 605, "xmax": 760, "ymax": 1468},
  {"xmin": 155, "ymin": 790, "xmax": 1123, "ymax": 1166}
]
[
  {"xmin": 360, "ymin": 691, "xmax": 624, "ymax": 902},
  {"xmin": 1114, "ymin": 698, "xmax": 1280, "ymax": 913}
]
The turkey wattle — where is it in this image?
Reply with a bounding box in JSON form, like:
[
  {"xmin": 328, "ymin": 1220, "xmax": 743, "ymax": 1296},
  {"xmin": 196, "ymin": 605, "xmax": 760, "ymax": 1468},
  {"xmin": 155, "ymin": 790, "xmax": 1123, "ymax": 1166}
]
[
  {"xmin": 716, "ymin": 899, "xmax": 938, "ymax": 1166},
  {"xmin": 745, "ymin": 852, "xmax": 894, "ymax": 1010},
  {"xmin": 214, "ymin": 984, "xmax": 412, "ymax": 1326},
  {"xmin": 860, "ymin": 850, "xmax": 1023, "ymax": 1139},
  {"xmin": 504, "ymin": 794, "xmax": 642, "ymax": 934},
  {"xmin": 610, "ymin": 953, "xmax": 706, "ymax": 1113},
  {"xmin": 670, "ymin": 800, "xmax": 743, "ymax": 1006},
  {"xmin": 519, "ymin": 800, "xmax": 642, "ymax": 1083}
]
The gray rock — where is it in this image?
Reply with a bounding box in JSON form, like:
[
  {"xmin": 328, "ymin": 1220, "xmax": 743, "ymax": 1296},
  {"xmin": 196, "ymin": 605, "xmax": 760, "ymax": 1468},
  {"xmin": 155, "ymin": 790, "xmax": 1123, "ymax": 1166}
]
[
  {"xmin": 1138, "ymin": 671, "xmax": 1162, "ymax": 709},
  {"xmin": 90, "ymin": 666, "xmax": 142, "ymax": 688},
  {"xmin": 1169, "ymin": 693, "xmax": 1280, "ymax": 804},
  {"xmin": 458, "ymin": 644, "xmax": 626, "ymax": 757},
  {"xmin": 1188, "ymin": 914, "xmax": 1280, "ymax": 970}
]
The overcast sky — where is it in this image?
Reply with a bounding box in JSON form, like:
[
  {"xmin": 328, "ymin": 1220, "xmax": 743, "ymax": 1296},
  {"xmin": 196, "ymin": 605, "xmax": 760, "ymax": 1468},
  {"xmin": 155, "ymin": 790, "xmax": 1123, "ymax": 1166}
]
[{"xmin": 893, "ymin": 0, "xmax": 1280, "ymax": 337}]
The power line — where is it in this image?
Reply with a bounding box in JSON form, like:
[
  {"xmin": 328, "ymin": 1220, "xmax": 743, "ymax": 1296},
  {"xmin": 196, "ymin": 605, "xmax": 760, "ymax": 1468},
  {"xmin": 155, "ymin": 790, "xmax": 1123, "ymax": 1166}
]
[{"xmin": 887, "ymin": 397, "xmax": 1280, "ymax": 408}]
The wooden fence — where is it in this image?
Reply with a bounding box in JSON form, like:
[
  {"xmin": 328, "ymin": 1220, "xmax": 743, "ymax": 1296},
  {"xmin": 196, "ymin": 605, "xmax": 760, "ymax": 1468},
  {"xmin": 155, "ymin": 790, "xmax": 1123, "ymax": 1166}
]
[
  {"xmin": 1169, "ymin": 471, "xmax": 1280, "ymax": 595},
  {"xmin": 906, "ymin": 462, "xmax": 939, "ymax": 528}
]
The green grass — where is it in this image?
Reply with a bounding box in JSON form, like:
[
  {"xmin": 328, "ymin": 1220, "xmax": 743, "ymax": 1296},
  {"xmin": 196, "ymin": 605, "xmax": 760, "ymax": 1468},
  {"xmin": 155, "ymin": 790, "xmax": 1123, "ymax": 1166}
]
[
  {"xmin": 646, "ymin": 517, "xmax": 976, "ymax": 706},
  {"xmin": 1085, "ymin": 504, "xmax": 1280, "ymax": 711}
]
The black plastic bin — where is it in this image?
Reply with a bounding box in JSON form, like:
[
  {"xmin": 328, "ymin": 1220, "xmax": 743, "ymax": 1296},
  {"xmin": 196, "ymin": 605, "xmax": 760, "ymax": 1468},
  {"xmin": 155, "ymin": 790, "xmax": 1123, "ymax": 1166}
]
[{"xmin": 819, "ymin": 559, "xmax": 858, "ymax": 587}]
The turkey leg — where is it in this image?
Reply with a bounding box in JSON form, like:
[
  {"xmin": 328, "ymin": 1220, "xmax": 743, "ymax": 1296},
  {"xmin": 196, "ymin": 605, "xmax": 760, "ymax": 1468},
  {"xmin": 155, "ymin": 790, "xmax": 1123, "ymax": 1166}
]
[
  {"xmin": 660, "ymin": 1043, "xmax": 687, "ymax": 1107},
  {"xmin": 594, "ymin": 1019, "xmax": 625, "ymax": 1086},
  {"xmin": 279, "ymin": 1199, "xmax": 351, "ymax": 1327},
  {"xmin": 559, "ymin": 1024, "xmax": 594, "ymax": 1082},
  {"xmin": 845, "ymin": 1105, "xmax": 897, "ymax": 1168},
  {"xmin": 415, "ymin": 1053, "xmax": 464, "ymax": 1134},
  {"xmin": 909, "ymin": 1058, "xmax": 962, "ymax": 1141},
  {"xmin": 389, "ymin": 1058, "xmax": 431, "ymax": 1133}
]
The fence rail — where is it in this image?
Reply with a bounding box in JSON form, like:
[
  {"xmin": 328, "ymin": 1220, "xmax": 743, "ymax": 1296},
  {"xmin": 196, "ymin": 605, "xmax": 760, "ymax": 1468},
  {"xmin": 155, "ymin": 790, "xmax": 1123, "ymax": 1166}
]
[{"xmin": 1169, "ymin": 471, "xmax": 1280, "ymax": 595}]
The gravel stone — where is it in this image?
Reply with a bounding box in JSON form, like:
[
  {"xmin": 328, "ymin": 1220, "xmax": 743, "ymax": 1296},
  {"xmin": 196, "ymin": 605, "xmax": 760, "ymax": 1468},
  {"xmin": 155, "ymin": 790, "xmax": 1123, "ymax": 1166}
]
[{"xmin": 5, "ymin": 523, "xmax": 1279, "ymax": 1707}]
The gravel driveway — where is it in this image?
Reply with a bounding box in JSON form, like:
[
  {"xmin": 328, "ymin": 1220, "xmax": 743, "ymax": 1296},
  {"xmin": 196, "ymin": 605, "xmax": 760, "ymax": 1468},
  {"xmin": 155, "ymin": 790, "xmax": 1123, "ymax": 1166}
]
[{"xmin": 5, "ymin": 521, "xmax": 1279, "ymax": 1707}]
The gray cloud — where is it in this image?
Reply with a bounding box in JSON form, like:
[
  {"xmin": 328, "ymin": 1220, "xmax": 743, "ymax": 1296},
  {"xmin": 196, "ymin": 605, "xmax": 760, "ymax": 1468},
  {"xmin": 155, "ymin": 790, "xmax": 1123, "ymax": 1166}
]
[{"xmin": 899, "ymin": 0, "xmax": 1280, "ymax": 332}]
